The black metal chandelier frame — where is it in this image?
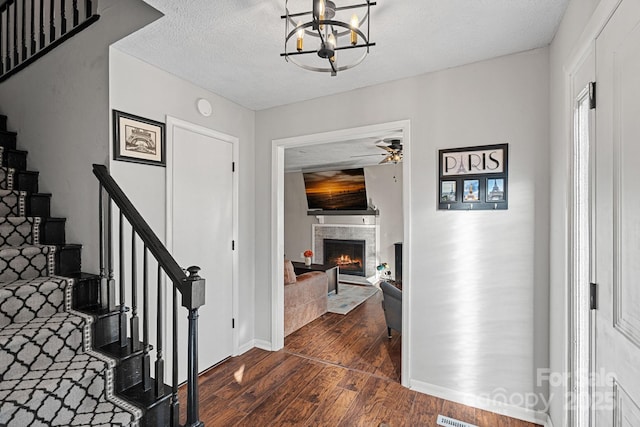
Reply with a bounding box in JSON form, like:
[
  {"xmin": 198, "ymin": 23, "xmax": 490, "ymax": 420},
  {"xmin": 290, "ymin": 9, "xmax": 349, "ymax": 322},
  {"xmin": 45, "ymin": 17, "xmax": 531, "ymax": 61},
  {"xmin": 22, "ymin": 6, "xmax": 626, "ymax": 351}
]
[{"xmin": 281, "ymin": 0, "xmax": 376, "ymax": 76}]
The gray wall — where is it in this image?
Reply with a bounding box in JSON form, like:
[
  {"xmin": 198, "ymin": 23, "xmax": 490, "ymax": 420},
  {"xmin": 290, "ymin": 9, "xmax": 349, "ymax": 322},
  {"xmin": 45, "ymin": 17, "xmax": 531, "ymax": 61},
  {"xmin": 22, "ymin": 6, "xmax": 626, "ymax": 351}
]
[
  {"xmin": 255, "ymin": 48, "xmax": 550, "ymax": 411},
  {"xmin": 284, "ymin": 164, "xmax": 403, "ymax": 276},
  {"xmin": 109, "ymin": 48, "xmax": 257, "ymax": 350},
  {"xmin": 548, "ymin": 0, "xmax": 602, "ymax": 424},
  {"xmin": 0, "ymin": 0, "xmax": 161, "ymax": 272}
]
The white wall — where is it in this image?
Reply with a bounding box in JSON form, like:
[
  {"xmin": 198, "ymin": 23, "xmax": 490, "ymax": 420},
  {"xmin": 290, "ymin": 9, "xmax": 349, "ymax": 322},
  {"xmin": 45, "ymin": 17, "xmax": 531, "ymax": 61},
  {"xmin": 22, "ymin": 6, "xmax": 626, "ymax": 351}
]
[
  {"xmin": 284, "ymin": 164, "xmax": 403, "ymax": 276},
  {"xmin": 109, "ymin": 48, "xmax": 256, "ymax": 350},
  {"xmin": 548, "ymin": 0, "xmax": 603, "ymax": 425},
  {"xmin": 0, "ymin": 0, "xmax": 161, "ymax": 272},
  {"xmin": 256, "ymin": 48, "xmax": 550, "ymax": 415}
]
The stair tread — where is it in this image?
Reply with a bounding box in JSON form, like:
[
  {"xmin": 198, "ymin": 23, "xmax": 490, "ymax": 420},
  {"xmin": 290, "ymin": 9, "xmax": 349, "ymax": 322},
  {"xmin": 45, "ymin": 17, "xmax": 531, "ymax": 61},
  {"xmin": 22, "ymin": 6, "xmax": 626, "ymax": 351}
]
[
  {"xmin": 121, "ymin": 380, "xmax": 173, "ymax": 410},
  {"xmin": 99, "ymin": 338, "xmax": 147, "ymax": 361},
  {"xmin": 0, "ymin": 129, "xmax": 17, "ymax": 136},
  {"xmin": 0, "ymin": 349, "xmax": 140, "ymax": 426}
]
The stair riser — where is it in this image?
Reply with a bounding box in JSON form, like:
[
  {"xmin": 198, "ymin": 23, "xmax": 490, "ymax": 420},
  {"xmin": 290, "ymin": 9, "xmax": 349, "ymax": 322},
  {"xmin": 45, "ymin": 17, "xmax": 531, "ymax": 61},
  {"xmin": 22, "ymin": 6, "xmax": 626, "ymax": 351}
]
[
  {"xmin": 71, "ymin": 275, "xmax": 99, "ymax": 310},
  {"xmin": 115, "ymin": 353, "xmax": 145, "ymax": 393},
  {"xmin": 93, "ymin": 312, "xmax": 120, "ymax": 348},
  {"xmin": 2, "ymin": 150, "xmax": 27, "ymax": 170},
  {"xmin": 0, "ymin": 132, "xmax": 16, "ymax": 150},
  {"xmin": 140, "ymin": 400, "xmax": 171, "ymax": 427},
  {"xmin": 26, "ymin": 194, "xmax": 50, "ymax": 217},
  {"xmin": 15, "ymin": 171, "xmax": 38, "ymax": 193},
  {"xmin": 0, "ymin": 115, "xmax": 6, "ymax": 131},
  {"xmin": 56, "ymin": 245, "xmax": 82, "ymax": 275},
  {"xmin": 41, "ymin": 218, "xmax": 66, "ymax": 245}
]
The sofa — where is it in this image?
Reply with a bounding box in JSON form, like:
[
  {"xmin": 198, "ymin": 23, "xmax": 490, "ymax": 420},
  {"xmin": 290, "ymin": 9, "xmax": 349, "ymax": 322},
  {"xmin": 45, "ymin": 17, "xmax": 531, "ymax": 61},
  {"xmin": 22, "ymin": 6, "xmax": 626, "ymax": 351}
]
[{"xmin": 284, "ymin": 259, "xmax": 328, "ymax": 336}]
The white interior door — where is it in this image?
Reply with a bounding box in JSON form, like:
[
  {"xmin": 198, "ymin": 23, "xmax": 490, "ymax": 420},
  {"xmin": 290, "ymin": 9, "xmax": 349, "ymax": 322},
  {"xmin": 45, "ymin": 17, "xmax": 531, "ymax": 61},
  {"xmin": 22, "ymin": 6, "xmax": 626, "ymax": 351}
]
[
  {"xmin": 593, "ymin": 1, "xmax": 640, "ymax": 423},
  {"xmin": 169, "ymin": 121, "xmax": 234, "ymax": 382}
]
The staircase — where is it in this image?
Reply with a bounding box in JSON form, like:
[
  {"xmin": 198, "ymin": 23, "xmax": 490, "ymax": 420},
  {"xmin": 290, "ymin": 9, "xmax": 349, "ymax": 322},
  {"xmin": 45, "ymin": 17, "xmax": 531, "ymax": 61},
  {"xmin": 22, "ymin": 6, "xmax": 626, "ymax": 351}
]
[{"xmin": 0, "ymin": 114, "xmax": 205, "ymax": 426}]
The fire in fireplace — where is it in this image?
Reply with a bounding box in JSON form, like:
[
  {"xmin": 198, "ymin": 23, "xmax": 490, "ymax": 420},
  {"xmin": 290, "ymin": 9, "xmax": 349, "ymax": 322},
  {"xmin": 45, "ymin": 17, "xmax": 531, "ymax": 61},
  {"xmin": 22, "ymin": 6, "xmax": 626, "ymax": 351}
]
[{"xmin": 324, "ymin": 239, "xmax": 366, "ymax": 276}]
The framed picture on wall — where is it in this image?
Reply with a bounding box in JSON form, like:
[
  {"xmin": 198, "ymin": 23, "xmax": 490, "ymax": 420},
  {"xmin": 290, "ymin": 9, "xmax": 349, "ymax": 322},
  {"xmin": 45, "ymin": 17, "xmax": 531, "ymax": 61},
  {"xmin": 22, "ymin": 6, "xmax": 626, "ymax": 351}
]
[
  {"xmin": 463, "ymin": 179, "xmax": 480, "ymax": 202},
  {"xmin": 437, "ymin": 143, "xmax": 508, "ymax": 210},
  {"xmin": 440, "ymin": 180, "xmax": 457, "ymax": 202},
  {"xmin": 113, "ymin": 110, "xmax": 166, "ymax": 166},
  {"xmin": 486, "ymin": 178, "xmax": 506, "ymax": 202}
]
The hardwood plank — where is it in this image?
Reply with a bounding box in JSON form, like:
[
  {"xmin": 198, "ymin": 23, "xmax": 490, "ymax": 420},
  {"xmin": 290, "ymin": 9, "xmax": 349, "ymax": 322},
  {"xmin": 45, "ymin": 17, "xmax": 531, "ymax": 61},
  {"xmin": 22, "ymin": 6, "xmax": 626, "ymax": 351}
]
[
  {"xmin": 337, "ymin": 375, "xmax": 391, "ymax": 426},
  {"xmin": 214, "ymin": 351, "xmax": 292, "ymax": 400},
  {"xmin": 476, "ymin": 409, "xmax": 510, "ymax": 427},
  {"xmin": 297, "ymin": 364, "xmax": 348, "ymax": 404},
  {"xmin": 228, "ymin": 353, "xmax": 310, "ymax": 413},
  {"xmin": 272, "ymin": 397, "xmax": 319, "ymax": 426},
  {"xmin": 304, "ymin": 386, "xmax": 359, "ymax": 426}
]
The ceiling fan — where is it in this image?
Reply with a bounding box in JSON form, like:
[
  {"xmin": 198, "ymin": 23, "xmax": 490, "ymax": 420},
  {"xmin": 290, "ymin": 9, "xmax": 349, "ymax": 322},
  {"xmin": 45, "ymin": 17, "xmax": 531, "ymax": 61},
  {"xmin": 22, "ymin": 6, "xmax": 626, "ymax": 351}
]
[{"xmin": 352, "ymin": 138, "xmax": 403, "ymax": 164}]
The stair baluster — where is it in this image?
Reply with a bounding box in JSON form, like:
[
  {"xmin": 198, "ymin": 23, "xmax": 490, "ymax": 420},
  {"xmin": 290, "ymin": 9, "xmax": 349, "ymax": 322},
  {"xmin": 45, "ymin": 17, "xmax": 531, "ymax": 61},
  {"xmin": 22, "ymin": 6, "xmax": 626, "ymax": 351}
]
[
  {"xmin": 13, "ymin": 0, "xmax": 17, "ymax": 65},
  {"xmin": 171, "ymin": 278, "xmax": 179, "ymax": 425},
  {"xmin": 29, "ymin": 0, "xmax": 35, "ymax": 54},
  {"xmin": 49, "ymin": 0, "xmax": 54, "ymax": 42},
  {"xmin": 4, "ymin": 2, "xmax": 10, "ymax": 69},
  {"xmin": 85, "ymin": 0, "xmax": 91, "ymax": 18},
  {"xmin": 0, "ymin": 5, "xmax": 4, "ymax": 74},
  {"xmin": 130, "ymin": 233, "xmax": 140, "ymax": 351},
  {"xmin": 142, "ymin": 246, "xmax": 152, "ymax": 392},
  {"xmin": 155, "ymin": 264, "xmax": 165, "ymax": 398},
  {"xmin": 118, "ymin": 211, "xmax": 127, "ymax": 347},
  {"xmin": 38, "ymin": 0, "xmax": 44, "ymax": 48},
  {"xmin": 72, "ymin": 0, "xmax": 78, "ymax": 26},
  {"xmin": 21, "ymin": 0, "xmax": 26, "ymax": 60}
]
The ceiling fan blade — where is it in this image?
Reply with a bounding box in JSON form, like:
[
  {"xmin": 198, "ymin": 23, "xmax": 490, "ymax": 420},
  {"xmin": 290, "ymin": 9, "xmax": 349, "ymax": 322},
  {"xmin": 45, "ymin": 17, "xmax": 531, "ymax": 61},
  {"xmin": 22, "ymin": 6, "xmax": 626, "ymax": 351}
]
[
  {"xmin": 351, "ymin": 153, "xmax": 384, "ymax": 158},
  {"xmin": 379, "ymin": 156, "xmax": 393, "ymax": 164},
  {"xmin": 377, "ymin": 145, "xmax": 395, "ymax": 153}
]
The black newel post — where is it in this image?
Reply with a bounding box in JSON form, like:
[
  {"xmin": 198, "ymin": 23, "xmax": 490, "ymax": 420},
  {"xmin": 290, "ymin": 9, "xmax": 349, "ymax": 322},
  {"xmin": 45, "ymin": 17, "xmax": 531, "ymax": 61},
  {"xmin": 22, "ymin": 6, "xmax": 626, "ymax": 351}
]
[{"xmin": 182, "ymin": 266, "xmax": 205, "ymax": 427}]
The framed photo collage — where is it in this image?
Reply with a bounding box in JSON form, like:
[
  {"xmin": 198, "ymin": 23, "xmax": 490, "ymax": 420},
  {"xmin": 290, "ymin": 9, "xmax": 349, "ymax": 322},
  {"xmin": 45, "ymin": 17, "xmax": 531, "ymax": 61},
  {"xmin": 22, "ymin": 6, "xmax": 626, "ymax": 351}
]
[{"xmin": 438, "ymin": 144, "xmax": 508, "ymax": 211}]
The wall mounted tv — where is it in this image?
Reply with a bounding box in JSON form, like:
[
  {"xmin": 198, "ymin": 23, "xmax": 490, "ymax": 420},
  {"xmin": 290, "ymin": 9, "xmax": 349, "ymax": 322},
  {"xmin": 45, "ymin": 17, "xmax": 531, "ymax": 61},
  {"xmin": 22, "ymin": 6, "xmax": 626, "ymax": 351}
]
[{"xmin": 303, "ymin": 168, "xmax": 368, "ymax": 211}]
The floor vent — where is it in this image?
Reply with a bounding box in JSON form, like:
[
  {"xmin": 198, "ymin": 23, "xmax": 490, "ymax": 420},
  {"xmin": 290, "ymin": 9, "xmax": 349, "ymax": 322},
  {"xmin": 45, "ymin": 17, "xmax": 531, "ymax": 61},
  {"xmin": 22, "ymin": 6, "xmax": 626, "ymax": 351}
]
[{"xmin": 436, "ymin": 414, "xmax": 478, "ymax": 427}]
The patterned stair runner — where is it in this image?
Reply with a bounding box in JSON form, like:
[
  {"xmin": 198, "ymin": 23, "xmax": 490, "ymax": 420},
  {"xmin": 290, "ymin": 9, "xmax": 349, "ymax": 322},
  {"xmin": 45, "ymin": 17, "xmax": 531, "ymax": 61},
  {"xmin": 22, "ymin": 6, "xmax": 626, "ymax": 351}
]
[{"xmin": 0, "ymin": 122, "xmax": 141, "ymax": 426}]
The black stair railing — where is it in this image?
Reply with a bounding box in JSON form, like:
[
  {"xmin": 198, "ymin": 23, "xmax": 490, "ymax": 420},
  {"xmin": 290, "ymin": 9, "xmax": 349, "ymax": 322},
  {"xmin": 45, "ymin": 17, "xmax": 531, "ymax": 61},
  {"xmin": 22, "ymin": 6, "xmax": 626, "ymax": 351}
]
[
  {"xmin": 0, "ymin": 0, "xmax": 99, "ymax": 82},
  {"xmin": 93, "ymin": 164, "xmax": 205, "ymax": 427}
]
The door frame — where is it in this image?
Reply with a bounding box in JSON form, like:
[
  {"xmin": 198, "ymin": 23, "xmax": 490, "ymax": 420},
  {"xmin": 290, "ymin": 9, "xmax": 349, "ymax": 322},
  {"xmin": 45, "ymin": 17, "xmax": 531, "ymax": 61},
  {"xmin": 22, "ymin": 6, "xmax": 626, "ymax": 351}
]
[
  {"xmin": 270, "ymin": 120, "xmax": 412, "ymax": 387},
  {"xmin": 562, "ymin": 0, "xmax": 623, "ymax": 425},
  {"xmin": 165, "ymin": 116, "xmax": 240, "ymax": 357}
]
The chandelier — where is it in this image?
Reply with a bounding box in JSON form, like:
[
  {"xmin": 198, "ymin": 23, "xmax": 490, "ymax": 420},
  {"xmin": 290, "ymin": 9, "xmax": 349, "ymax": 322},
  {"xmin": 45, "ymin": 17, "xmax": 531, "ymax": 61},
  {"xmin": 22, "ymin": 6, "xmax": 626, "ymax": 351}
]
[{"xmin": 281, "ymin": 0, "xmax": 376, "ymax": 76}]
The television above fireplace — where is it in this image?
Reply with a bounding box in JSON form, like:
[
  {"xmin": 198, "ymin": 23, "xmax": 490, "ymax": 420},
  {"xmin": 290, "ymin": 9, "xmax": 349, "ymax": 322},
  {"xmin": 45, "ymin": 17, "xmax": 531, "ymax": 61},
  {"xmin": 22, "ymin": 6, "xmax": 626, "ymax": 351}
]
[{"xmin": 303, "ymin": 168, "xmax": 368, "ymax": 211}]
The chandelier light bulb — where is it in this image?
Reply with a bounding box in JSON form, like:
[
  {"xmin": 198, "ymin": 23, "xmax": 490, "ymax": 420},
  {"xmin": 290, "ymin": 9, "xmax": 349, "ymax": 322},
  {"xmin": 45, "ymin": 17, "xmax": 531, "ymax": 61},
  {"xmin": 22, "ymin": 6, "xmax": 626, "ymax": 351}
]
[
  {"xmin": 296, "ymin": 21, "xmax": 304, "ymax": 51},
  {"xmin": 318, "ymin": 0, "xmax": 325, "ymax": 30},
  {"xmin": 350, "ymin": 14, "xmax": 359, "ymax": 45}
]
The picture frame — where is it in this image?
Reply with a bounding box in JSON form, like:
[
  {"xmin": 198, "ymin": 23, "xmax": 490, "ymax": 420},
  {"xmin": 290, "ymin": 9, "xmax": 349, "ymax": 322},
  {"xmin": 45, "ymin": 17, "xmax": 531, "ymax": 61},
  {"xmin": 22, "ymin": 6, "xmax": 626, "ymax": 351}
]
[
  {"xmin": 486, "ymin": 178, "xmax": 505, "ymax": 202},
  {"xmin": 440, "ymin": 180, "xmax": 457, "ymax": 202},
  {"xmin": 437, "ymin": 143, "xmax": 508, "ymax": 210},
  {"xmin": 463, "ymin": 179, "xmax": 480, "ymax": 202},
  {"xmin": 113, "ymin": 110, "xmax": 166, "ymax": 166}
]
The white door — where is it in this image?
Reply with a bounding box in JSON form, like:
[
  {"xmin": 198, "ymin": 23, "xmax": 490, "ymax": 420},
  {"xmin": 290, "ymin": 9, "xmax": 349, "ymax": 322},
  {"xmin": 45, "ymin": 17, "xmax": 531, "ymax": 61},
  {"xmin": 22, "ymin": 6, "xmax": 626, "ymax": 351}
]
[
  {"xmin": 170, "ymin": 121, "xmax": 234, "ymax": 381},
  {"xmin": 593, "ymin": 1, "xmax": 640, "ymax": 423}
]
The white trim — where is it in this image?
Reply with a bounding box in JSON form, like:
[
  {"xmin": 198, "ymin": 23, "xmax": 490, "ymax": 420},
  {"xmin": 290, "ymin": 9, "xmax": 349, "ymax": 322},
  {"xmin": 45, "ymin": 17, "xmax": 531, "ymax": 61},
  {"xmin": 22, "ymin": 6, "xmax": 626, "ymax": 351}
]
[
  {"xmin": 165, "ymin": 116, "xmax": 240, "ymax": 357},
  {"xmin": 559, "ymin": 1, "xmax": 624, "ymax": 426},
  {"xmin": 271, "ymin": 120, "xmax": 412, "ymax": 387},
  {"xmin": 410, "ymin": 379, "xmax": 553, "ymax": 427},
  {"xmin": 254, "ymin": 339, "xmax": 274, "ymax": 351}
]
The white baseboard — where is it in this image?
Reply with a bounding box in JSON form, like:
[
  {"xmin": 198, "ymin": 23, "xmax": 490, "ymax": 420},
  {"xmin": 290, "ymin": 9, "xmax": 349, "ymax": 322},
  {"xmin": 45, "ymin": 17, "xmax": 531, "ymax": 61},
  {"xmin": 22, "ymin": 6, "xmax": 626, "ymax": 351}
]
[
  {"xmin": 410, "ymin": 379, "xmax": 553, "ymax": 427},
  {"xmin": 236, "ymin": 338, "xmax": 273, "ymax": 354}
]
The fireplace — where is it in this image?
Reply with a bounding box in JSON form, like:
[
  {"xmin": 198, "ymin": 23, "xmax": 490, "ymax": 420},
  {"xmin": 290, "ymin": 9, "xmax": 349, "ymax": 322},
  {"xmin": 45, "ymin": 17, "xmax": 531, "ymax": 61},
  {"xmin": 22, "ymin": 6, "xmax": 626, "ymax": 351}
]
[{"xmin": 323, "ymin": 239, "xmax": 366, "ymax": 277}]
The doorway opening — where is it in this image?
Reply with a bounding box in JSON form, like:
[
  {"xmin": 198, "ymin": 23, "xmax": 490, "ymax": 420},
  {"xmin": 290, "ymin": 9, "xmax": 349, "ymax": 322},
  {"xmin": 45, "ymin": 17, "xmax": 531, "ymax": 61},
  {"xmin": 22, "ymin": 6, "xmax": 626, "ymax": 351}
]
[{"xmin": 271, "ymin": 120, "xmax": 412, "ymax": 387}]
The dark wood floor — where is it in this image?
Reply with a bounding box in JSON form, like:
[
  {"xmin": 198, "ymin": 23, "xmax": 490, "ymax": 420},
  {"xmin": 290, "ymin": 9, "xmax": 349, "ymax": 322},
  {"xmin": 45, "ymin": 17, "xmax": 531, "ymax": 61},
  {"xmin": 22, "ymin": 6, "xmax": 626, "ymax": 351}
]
[{"xmin": 180, "ymin": 290, "xmax": 541, "ymax": 427}]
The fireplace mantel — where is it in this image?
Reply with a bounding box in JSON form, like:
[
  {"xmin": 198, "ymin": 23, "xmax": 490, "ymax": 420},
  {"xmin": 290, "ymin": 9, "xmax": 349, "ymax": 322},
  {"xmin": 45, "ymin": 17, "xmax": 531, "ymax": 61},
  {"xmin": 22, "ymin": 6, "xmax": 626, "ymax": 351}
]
[{"xmin": 307, "ymin": 209, "xmax": 379, "ymax": 216}]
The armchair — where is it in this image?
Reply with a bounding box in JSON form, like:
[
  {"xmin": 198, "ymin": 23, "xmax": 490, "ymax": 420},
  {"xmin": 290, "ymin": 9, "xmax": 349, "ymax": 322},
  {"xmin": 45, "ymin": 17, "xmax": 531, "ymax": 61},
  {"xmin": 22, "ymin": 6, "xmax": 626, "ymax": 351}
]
[{"xmin": 381, "ymin": 281, "xmax": 402, "ymax": 339}]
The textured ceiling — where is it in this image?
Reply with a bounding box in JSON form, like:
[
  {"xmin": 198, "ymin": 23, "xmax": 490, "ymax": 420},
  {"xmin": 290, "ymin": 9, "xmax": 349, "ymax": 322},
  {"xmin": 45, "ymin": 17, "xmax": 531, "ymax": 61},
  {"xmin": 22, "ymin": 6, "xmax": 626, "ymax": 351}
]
[{"xmin": 115, "ymin": 0, "xmax": 569, "ymax": 111}]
